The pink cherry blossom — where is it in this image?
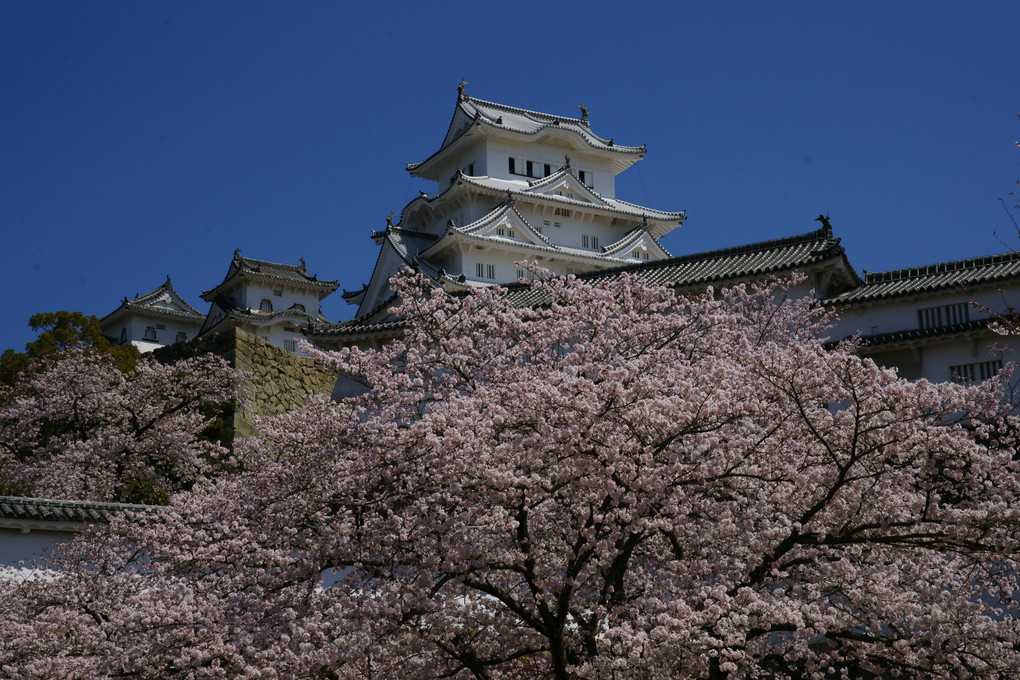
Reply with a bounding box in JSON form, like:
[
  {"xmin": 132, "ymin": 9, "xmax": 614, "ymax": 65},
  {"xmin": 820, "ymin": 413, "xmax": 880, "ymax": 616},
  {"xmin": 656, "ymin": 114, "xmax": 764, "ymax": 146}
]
[
  {"xmin": 3, "ymin": 270, "xmax": 1020, "ymax": 679},
  {"xmin": 0, "ymin": 349, "xmax": 242, "ymax": 502}
]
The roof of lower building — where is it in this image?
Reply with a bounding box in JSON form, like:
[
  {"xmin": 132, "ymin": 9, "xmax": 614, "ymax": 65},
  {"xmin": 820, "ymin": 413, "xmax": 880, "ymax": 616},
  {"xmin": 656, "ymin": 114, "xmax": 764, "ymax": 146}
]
[
  {"xmin": 306, "ymin": 315, "xmax": 408, "ymax": 341},
  {"xmin": 589, "ymin": 223, "xmax": 852, "ymax": 287},
  {"xmin": 308, "ymin": 224, "xmax": 855, "ymax": 342},
  {"xmin": 102, "ymin": 276, "xmax": 204, "ymax": 325},
  {"xmin": 201, "ymin": 251, "xmax": 339, "ymax": 302},
  {"xmin": 0, "ymin": 495, "xmax": 151, "ymax": 526},
  {"xmin": 860, "ymin": 318, "xmax": 995, "ymax": 346},
  {"xmin": 828, "ymin": 250, "xmax": 1020, "ymax": 305}
]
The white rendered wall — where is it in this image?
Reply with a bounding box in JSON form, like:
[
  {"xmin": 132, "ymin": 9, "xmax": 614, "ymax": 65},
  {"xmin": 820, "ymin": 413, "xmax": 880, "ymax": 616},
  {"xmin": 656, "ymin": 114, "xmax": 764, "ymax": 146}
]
[
  {"xmin": 0, "ymin": 527, "xmax": 74, "ymax": 569},
  {"xmin": 830, "ymin": 286, "xmax": 1018, "ymax": 340},
  {"xmin": 116, "ymin": 316, "xmax": 202, "ymax": 351},
  {"xmin": 234, "ymin": 282, "xmax": 322, "ymax": 317},
  {"xmin": 482, "ymin": 139, "xmax": 617, "ymax": 198}
]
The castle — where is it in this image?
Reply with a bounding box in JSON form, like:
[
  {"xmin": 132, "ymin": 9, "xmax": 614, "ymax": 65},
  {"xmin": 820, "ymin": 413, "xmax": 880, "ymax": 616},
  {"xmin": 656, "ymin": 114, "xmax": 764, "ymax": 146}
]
[
  {"xmin": 101, "ymin": 86, "xmax": 1020, "ymax": 385},
  {"xmin": 8, "ymin": 86, "xmax": 1020, "ymax": 567}
]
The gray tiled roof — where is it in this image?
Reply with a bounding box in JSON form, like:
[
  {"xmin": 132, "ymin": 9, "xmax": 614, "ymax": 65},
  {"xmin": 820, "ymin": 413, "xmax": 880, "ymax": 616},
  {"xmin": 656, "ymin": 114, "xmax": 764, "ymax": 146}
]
[
  {"xmin": 102, "ymin": 276, "xmax": 204, "ymax": 324},
  {"xmin": 377, "ymin": 228, "xmax": 442, "ymax": 265},
  {"xmin": 198, "ymin": 299, "xmax": 328, "ymax": 338},
  {"xmin": 828, "ymin": 251, "xmax": 1020, "ymax": 305},
  {"xmin": 460, "ymin": 172, "xmax": 686, "ymax": 224},
  {"xmin": 0, "ymin": 496, "xmax": 151, "ymax": 525},
  {"xmin": 202, "ymin": 252, "xmax": 339, "ymax": 302},
  {"xmin": 454, "ymin": 97, "xmax": 643, "ymax": 154},
  {"xmin": 577, "ymin": 224, "xmax": 849, "ymax": 289},
  {"xmin": 853, "ymin": 318, "xmax": 995, "ymax": 348},
  {"xmin": 308, "ymin": 226, "xmax": 851, "ymax": 341},
  {"xmin": 306, "ymin": 316, "xmax": 407, "ymax": 340}
]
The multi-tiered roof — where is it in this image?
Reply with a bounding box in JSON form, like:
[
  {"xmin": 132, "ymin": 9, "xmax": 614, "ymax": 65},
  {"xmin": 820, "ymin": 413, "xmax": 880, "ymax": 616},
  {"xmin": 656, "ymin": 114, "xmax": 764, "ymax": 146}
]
[
  {"xmin": 332, "ymin": 87, "xmax": 687, "ymax": 331},
  {"xmin": 199, "ymin": 251, "xmax": 338, "ymax": 337}
]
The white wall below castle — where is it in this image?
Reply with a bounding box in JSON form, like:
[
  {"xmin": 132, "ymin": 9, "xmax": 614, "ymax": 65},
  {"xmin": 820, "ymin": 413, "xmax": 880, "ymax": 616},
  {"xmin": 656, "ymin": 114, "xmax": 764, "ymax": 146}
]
[
  {"xmin": 118, "ymin": 316, "xmax": 202, "ymax": 351},
  {"xmin": 0, "ymin": 527, "xmax": 74, "ymax": 569},
  {"xmin": 236, "ymin": 282, "xmax": 321, "ymax": 318}
]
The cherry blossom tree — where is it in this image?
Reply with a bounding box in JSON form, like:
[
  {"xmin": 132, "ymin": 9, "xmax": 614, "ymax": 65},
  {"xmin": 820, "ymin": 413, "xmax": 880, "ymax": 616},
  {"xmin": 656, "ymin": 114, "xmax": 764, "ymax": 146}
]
[
  {"xmin": 4, "ymin": 271, "xmax": 1020, "ymax": 679},
  {"xmin": 0, "ymin": 349, "xmax": 241, "ymax": 503}
]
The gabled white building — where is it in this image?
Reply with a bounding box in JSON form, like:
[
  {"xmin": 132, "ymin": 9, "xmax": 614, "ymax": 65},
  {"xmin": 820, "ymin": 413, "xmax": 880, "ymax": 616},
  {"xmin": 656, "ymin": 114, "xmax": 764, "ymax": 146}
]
[
  {"xmin": 339, "ymin": 87, "xmax": 685, "ymax": 328},
  {"xmin": 101, "ymin": 276, "xmax": 205, "ymax": 352},
  {"xmin": 199, "ymin": 250, "xmax": 339, "ymax": 352},
  {"xmin": 828, "ymin": 252, "xmax": 1020, "ymax": 383}
]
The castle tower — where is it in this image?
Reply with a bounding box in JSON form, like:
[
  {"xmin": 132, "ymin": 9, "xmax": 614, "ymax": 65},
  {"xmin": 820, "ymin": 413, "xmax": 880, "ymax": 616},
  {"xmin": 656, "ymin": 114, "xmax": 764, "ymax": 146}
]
[{"xmin": 342, "ymin": 86, "xmax": 686, "ymax": 323}]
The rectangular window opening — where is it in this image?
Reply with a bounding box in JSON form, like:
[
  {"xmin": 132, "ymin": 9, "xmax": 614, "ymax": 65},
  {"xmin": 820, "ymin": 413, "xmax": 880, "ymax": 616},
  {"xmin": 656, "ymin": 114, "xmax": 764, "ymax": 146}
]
[
  {"xmin": 950, "ymin": 360, "xmax": 1002, "ymax": 383},
  {"xmin": 917, "ymin": 302, "xmax": 970, "ymax": 329}
]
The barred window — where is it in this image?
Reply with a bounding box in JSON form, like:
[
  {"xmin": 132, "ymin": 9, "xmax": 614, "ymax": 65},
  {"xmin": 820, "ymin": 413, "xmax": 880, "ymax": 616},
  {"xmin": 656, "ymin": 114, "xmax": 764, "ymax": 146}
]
[
  {"xmin": 917, "ymin": 302, "xmax": 969, "ymax": 329},
  {"xmin": 260, "ymin": 299, "xmax": 273, "ymax": 313},
  {"xmin": 949, "ymin": 360, "xmax": 1002, "ymax": 383}
]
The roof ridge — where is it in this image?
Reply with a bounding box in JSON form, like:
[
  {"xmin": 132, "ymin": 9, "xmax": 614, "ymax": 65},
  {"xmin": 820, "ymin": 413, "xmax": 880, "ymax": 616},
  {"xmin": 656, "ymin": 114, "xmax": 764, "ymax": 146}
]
[
  {"xmin": 641, "ymin": 226, "xmax": 836, "ymax": 270},
  {"xmin": 235, "ymin": 255, "xmax": 307, "ymax": 271},
  {"xmin": 864, "ymin": 250, "xmax": 1020, "ymax": 283},
  {"xmin": 0, "ymin": 495, "xmax": 152, "ymax": 510},
  {"xmin": 463, "ymin": 95, "xmax": 583, "ymax": 125}
]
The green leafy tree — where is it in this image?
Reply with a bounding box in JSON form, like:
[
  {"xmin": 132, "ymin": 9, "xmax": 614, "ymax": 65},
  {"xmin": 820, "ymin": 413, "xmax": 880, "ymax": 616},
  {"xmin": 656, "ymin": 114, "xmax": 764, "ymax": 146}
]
[{"xmin": 0, "ymin": 311, "xmax": 140, "ymax": 387}]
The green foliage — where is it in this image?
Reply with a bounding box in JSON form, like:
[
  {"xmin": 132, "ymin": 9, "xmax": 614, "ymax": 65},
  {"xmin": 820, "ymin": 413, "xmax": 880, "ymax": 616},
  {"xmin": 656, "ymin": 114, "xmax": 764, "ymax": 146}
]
[
  {"xmin": 0, "ymin": 349, "xmax": 31, "ymax": 388},
  {"xmin": 0, "ymin": 470, "xmax": 31, "ymax": 497},
  {"xmin": 115, "ymin": 476, "xmax": 172, "ymax": 505},
  {"xmin": 0, "ymin": 311, "xmax": 141, "ymax": 387}
]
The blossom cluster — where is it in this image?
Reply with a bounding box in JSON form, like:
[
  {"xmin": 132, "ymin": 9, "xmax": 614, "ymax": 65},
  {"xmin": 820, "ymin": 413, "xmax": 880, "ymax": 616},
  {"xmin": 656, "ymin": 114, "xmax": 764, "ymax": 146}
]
[
  {"xmin": 3, "ymin": 271, "xmax": 1020, "ymax": 679},
  {"xmin": 0, "ymin": 350, "xmax": 241, "ymax": 502}
]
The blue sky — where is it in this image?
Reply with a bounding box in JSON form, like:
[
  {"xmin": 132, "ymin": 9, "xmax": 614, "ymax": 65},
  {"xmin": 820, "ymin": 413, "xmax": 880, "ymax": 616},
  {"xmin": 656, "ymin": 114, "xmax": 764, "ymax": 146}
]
[{"xmin": 2, "ymin": 1, "xmax": 1018, "ymax": 354}]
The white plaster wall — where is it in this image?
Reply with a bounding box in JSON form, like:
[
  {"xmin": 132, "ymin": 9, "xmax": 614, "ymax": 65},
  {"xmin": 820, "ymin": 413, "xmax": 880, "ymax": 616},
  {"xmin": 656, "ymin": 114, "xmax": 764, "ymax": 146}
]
[
  {"xmin": 830, "ymin": 286, "xmax": 1016, "ymax": 340},
  {"xmin": 237, "ymin": 282, "xmax": 321, "ymax": 317},
  {"xmin": 121, "ymin": 316, "xmax": 201, "ymax": 350},
  {"xmin": 0, "ymin": 528, "xmax": 74, "ymax": 568},
  {"xmin": 917, "ymin": 336, "xmax": 1019, "ymax": 383},
  {"xmin": 484, "ymin": 138, "xmax": 617, "ymax": 198},
  {"xmin": 466, "ymin": 249, "xmax": 601, "ymax": 284},
  {"xmin": 266, "ymin": 324, "xmax": 307, "ymax": 352}
]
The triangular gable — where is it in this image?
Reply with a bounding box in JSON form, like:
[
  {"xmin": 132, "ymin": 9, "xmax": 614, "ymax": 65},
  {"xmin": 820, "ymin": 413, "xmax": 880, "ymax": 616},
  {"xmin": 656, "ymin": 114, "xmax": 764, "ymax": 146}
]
[
  {"xmin": 523, "ymin": 169, "xmax": 610, "ymax": 207},
  {"xmin": 602, "ymin": 223, "xmax": 673, "ymax": 260},
  {"xmin": 355, "ymin": 239, "xmax": 415, "ymax": 320},
  {"xmin": 440, "ymin": 99, "xmax": 482, "ymax": 150},
  {"xmin": 451, "ymin": 203, "xmax": 553, "ymax": 249}
]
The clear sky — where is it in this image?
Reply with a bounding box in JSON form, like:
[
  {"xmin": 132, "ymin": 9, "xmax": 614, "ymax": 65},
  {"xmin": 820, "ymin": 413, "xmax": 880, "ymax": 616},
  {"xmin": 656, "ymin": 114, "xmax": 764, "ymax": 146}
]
[{"xmin": 2, "ymin": 1, "xmax": 1018, "ymax": 354}]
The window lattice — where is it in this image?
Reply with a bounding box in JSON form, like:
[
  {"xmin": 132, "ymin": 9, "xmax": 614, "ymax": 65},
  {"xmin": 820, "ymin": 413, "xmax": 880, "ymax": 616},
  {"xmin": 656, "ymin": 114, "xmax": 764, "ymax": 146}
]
[
  {"xmin": 949, "ymin": 360, "xmax": 1002, "ymax": 383},
  {"xmin": 917, "ymin": 302, "xmax": 969, "ymax": 329}
]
